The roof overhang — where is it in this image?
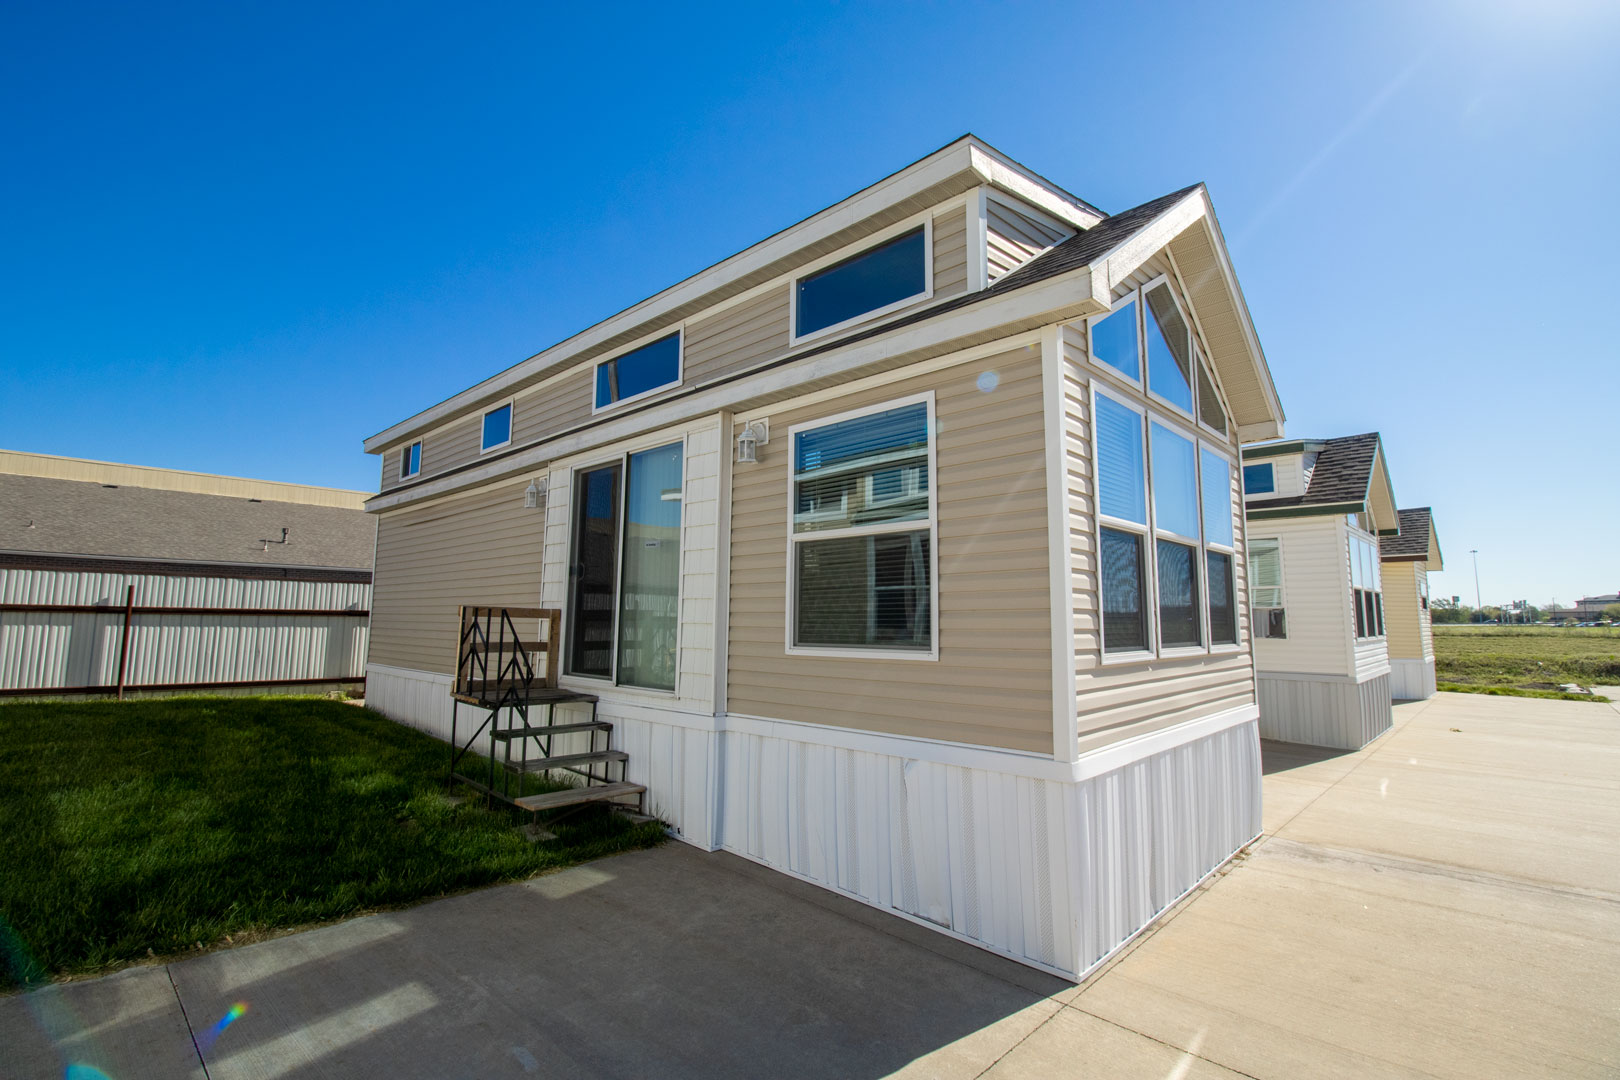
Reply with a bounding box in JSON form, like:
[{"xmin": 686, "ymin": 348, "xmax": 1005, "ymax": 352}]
[
  {"xmin": 1090, "ymin": 188, "xmax": 1285, "ymax": 443},
  {"xmin": 363, "ymin": 136, "xmax": 1105, "ymax": 455},
  {"xmin": 1245, "ymin": 500, "xmax": 1366, "ymax": 523}
]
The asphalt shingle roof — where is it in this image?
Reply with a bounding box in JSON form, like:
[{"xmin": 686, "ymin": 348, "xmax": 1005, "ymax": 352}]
[
  {"xmin": 0, "ymin": 474, "xmax": 376, "ymax": 571},
  {"xmin": 1381, "ymin": 507, "xmax": 1433, "ymax": 559},
  {"xmin": 1245, "ymin": 433, "xmax": 1380, "ymax": 511}
]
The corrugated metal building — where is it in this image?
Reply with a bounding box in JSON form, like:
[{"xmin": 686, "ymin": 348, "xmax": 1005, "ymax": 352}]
[{"xmin": 0, "ymin": 450, "xmax": 375, "ymax": 697}]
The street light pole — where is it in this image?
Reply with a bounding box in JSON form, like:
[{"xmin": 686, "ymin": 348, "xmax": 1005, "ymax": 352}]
[{"xmin": 1470, "ymin": 549, "xmax": 1482, "ymax": 620}]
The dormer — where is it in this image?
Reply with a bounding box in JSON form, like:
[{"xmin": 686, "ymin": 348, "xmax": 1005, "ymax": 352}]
[{"xmin": 1242, "ymin": 433, "xmax": 1399, "ymax": 534}]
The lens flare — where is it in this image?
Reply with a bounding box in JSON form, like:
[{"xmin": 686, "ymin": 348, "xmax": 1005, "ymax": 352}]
[
  {"xmin": 64, "ymin": 1066, "xmax": 113, "ymax": 1080},
  {"xmin": 195, "ymin": 1002, "xmax": 249, "ymax": 1053}
]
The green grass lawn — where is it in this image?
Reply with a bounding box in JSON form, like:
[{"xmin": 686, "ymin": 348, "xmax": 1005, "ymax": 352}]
[
  {"xmin": 0, "ymin": 697, "xmax": 664, "ymax": 989},
  {"xmin": 1434, "ymin": 626, "xmax": 1620, "ymax": 701}
]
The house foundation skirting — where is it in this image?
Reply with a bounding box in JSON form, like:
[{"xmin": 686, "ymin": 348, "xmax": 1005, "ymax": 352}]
[
  {"xmin": 1256, "ymin": 670, "xmax": 1393, "ymax": 750},
  {"xmin": 364, "ymin": 663, "xmax": 1260, "ymax": 980},
  {"xmin": 1389, "ymin": 657, "xmax": 1437, "ymax": 701}
]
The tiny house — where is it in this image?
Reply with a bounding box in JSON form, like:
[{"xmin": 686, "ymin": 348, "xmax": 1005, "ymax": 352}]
[
  {"xmin": 1380, "ymin": 507, "xmax": 1443, "ymax": 699},
  {"xmin": 362, "ymin": 136, "xmax": 1287, "ymax": 980},
  {"xmin": 1241, "ymin": 433, "xmax": 1400, "ymax": 749}
]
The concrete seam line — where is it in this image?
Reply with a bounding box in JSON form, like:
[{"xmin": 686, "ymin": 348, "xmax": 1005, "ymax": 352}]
[
  {"xmin": 968, "ymin": 1007, "xmax": 1067, "ymax": 1080},
  {"xmin": 166, "ymin": 965, "xmax": 211, "ymax": 1080},
  {"xmin": 1061, "ymin": 1007, "xmax": 1267, "ymax": 1080}
]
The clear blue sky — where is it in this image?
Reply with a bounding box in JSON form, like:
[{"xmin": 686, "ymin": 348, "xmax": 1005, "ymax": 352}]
[{"xmin": 3, "ymin": 1, "xmax": 1615, "ymax": 607}]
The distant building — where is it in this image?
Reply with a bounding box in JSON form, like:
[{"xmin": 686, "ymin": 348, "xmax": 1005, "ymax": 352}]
[
  {"xmin": 1575, "ymin": 592, "xmax": 1619, "ymax": 619},
  {"xmin": 0, "ymin": 449, "xmax": 375, "ymax": 697}
]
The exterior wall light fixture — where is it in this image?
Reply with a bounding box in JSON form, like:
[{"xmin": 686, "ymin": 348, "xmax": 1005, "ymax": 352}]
[
  {"xmin": 523, "ymin": 478, "xmax": 542, "ymax": 509},
  {"xmin": 736, "ymin": 419, "xmax": 769, "ymax": 464}
]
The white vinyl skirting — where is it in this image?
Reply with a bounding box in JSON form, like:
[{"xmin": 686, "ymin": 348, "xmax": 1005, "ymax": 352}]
[
  {"xmin": 1256, "ymin": 670, "xmax": 1393, "ymax": 750},
  {"xmin": 1389, "ymin": 657, "xmax": 1437, "ymax": 701},
  {"xmin": 366, "ymin": 663, "xmax": 1261, "ymax": 980}
]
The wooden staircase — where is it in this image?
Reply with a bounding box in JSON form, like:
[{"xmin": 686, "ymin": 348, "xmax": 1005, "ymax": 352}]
[{"xmin": 448, "ymin": 606, "xmax": 646, "ymax": 820}]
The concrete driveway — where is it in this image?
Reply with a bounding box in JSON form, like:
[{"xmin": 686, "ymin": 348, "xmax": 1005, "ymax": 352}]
[{"xmin": 4, "ymin": 691, "xmax": 1618, "ymax": 1079}]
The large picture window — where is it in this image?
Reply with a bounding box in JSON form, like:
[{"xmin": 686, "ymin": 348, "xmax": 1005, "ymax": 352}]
[
  {"xmin": 1092, "ymin": 352, "xmax": 1242, "ymax": 660},
  {"xmin": 789, "ymin": 397, "xmax": 934, "ymax": 655},
  {"xmin": 794, "ymin": 226, "xmax": 928, "ymax": 339},
  {"xmin": 567, "ymin": 442, "xmax": 684, "ymax": 690}
]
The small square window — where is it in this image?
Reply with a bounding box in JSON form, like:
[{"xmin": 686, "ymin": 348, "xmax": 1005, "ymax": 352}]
[
  {"xmin": 1243, "ymin": 462, "xmax": 1275, "ymax": 495},
  {"xmin": 482, "ymin": 404, "xmax": 512, "ymax": 452}
]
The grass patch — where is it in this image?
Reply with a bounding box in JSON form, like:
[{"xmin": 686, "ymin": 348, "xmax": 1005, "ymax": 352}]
[
  {"xmin": 1434, "ymin": 625, "xmax": 1620, "ymax": 694},
  {"xmin": 1437, "ymin": 682, "xmax": 1610, "ymax": 703},
  {"xmin": 0, "ymin": 697, "xmax": 664, "ymax": 988}
]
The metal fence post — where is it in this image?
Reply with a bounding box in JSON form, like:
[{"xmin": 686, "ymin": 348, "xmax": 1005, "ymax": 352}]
[{"xmin": 115, "ymin": 584, "xmax": 135, "ymax": 700}]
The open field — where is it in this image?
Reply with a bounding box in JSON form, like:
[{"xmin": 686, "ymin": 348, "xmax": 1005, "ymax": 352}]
[
  {"xmin": 0, "ymin": 697, "xmax": 663, "ymax": 988},
  {"xmin": 1435, "ymin": 625, "xmax": 1620, "ymax": 700}
]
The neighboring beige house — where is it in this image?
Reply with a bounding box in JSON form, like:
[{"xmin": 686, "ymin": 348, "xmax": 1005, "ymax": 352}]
[
  {"xmin": 1380, "ymin": 507, "xmax": 1443, "ymax": 699},
  {"xmin": 1240, "ymin": 433, "xmax": 1400, "ymax": 749},
  {"xmin": 361, "ymin": 135, "xmax": 1286, "ymax": 980},
  {"xmin": 0, "ymin": 449, "xmax": 374, "ymax": 697}
]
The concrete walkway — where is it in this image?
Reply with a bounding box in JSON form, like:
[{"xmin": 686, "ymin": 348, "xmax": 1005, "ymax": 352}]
[{"xmin": 4, "ymin": 692, "xmax": 1618, "ymax": 1078}]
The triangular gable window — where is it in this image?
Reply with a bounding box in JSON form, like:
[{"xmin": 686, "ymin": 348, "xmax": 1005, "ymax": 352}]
[{"xmin": 1196, "ymin": 358, "xmax": 1227, "ymax": 434}]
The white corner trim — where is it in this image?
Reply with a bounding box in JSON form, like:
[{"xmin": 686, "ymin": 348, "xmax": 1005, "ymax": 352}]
[{"xmin": 1041, "ymin": 324, "xmax": 1080, "ymax": 763}]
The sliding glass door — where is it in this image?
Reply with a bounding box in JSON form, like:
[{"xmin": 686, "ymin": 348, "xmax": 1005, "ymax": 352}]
[{"xmin": 567, "ymin": 442, "xmax": 683, "ymax": 690}]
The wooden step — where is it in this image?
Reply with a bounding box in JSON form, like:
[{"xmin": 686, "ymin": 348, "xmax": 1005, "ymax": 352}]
[
  {"xmin": 511, "ymin": 749, "xmax": 628, "ymax": 773},
  {"xmin": 453, "ymin": 686, "xmax": 599, "ymax": 707},
  {"xmin": 514, "ymin": 781, "xmax": 645, "ymax": 813},
  {"xmin": 487, "ymin": 720, "xmax": 613, "ymax": 740}
]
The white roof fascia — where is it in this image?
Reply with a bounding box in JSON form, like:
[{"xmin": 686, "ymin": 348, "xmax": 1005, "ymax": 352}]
[
  {"xmin": 965, "ymin": 142, "xmax": 1105, "ymax": 230},
  {"xmin": 364, "ymin": 137, "xmax": 1083, "ymax": 454},
  {"xmin": 1092, "ymin": 187, "xmax": 1285, "ymax": 441},
  {"xmin": 365, "ymin": 262, "xmax": 1108, "ymax": 513}
]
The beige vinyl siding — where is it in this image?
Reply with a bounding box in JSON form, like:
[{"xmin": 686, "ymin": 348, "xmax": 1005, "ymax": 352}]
[
  {"xmin": 726, "ymin": 346, "xmax": 1052, "ymax": 753},
  {"xmin": 1060, "ymin": 315, "xmax": 1256, "ymax": 748},
  {"xmin": 1417, "ymin": 567, "xmax": 1433, "ymax": 659},
  {"xmin": 376, "ymin": 200, "xmax": 977, "ymax": 491},
  {"xmin": 684, "ymin": 286, "xmax": 791, "ymax": 384},
  {"xmin": 1382, "ymin": 560, "xmax": 1429, "ymax": 661},
  {"xmin": 513, "ymin": 368, "xmax": 593, "ymax": 444},
  {"xmin": 368, "ymin": 478, "xmax": 544, "ymax": 674},
  {"xmin": 987, "ymin": 199, "xmax": 1070, "ymax": 281},
  {"xmin": 932, "ymin": 205, "xmax": 968, "ymax": 300},
  {"xmin": 1250, "ymin": 516, "xmax": 1351, "ymax": 677}
]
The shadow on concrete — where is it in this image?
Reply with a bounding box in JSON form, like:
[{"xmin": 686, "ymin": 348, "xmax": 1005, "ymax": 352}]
[
  {"xmin": 1260, "ymin": 738, "xmax": 1354, "ymax": 776},
  {"xmin": 161, "ymin": 843, "xmax": 1066, "ymax": 1080}
]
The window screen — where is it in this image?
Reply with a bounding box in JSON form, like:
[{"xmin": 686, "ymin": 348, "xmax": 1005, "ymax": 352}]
[
  {"xmin": 1101, "ymin": 527, "xmax": 1148, "ymax": 653},
  {"xmin": 796, "ymin": 228, "xmax": 926, "ymax": 337},
  {"xmin": 596, "ymin": 333, "xmax": 680, "ymax": 408},
  {"xmin": 1207, "ymin": 550, "xmax": 1236, "ymax": 645},
  {"xmin": 1157, "ymin": 539, "xmax": 1201, "ymax": 647},
  {"xmin": 1249, "ymin": 538, "xmax": 1284, "ymax": 610}
]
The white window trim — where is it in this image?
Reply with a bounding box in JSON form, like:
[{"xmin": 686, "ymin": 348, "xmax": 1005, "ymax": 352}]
[
  {"xmin": 1198, "ymin": 440, "xmax": 1243, "ymax": 652},
  {"xmin": 1242, "ymin": 460, "xmax": 1277, "ymax": 496},
  {"xmin": 479, "ymin": 399, "xmax": 514, "ymax": 454},
  {"xmin": 1091, "ymin": 384, "xmax": 1157, "ymax": 666},
  {"xmin": 590, "ymin": 327, "xmax": 685, "ymax": 416},
  {"xmin": 399, "ymin": 440, "xmax": 422, "ymax": 480},
  {"xmin": 1248, "ymin": 536, "xmax": 1287, "ymax": 640},
  {"xmin": 1138, "ymin": 274, "xmax": 1197, "ymax": 422},
  {"xmin": 788, "ymin": 216, "xmax": 934, "ymax": 347},
  {"xmin": 1193, "ymin": 343, "xmax": 1232, "ymax": 440},
  {"xmin": 559, "ymin": 435, "xmax": 688, "ymax": 694},
  {"xmin": 1086, "ymin": 294, "xmax": 1145, "ymax": 389},
  {"xmin": 783, "ymin": 391, "xmax": 939, "ymax": 661},
  {"xmin": 1148, "ymin": 413, "xmax": 1204, "ymax": 658}
]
